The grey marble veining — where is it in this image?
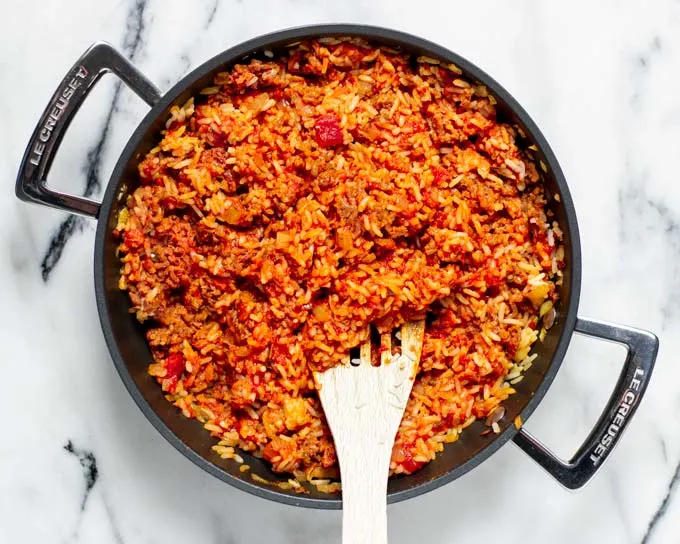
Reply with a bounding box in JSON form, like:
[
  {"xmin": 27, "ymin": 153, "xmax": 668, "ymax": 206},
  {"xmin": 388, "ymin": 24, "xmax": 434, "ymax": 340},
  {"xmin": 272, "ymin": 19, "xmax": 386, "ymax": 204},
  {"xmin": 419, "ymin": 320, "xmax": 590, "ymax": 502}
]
[{"xmin": 1, "ymin": 0, "xmax": 679, "ymax": 542}]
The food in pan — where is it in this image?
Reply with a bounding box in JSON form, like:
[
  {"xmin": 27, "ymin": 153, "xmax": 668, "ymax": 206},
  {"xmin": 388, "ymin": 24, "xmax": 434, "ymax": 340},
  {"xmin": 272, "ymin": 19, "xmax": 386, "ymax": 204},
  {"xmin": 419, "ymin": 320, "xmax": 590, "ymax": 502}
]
[{"xmin": 114, "ymin": 38, "xmax": 562, "ymax": 490}]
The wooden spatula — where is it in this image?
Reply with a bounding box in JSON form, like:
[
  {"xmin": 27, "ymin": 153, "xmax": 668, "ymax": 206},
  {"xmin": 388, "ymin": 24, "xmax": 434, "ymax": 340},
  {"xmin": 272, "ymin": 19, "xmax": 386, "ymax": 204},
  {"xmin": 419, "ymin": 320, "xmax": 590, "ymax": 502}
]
[{"xmin": 315, "ymin": 320, "xmax": 425, "ymax": 544}]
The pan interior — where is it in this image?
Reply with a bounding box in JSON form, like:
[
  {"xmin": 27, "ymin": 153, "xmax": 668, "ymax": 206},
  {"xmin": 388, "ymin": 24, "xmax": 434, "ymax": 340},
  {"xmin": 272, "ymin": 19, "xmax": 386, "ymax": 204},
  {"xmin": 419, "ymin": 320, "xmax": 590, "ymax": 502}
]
[{"xmin": 95, "ymin": 25, "xmax": 580, "ymax": 509}]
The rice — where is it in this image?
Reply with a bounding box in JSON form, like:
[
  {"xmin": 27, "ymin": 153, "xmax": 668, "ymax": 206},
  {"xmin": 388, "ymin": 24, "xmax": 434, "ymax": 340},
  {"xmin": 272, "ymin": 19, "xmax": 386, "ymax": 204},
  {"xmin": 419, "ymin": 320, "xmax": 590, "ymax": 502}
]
[{"xmin": 114, "ymin": 38, "xmax": 563, "ymax": 487}]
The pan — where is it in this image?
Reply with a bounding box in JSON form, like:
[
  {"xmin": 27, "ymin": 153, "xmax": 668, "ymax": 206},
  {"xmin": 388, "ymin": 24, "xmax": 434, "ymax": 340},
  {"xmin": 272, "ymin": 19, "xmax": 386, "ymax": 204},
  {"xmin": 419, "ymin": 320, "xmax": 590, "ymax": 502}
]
[{"xmin": 16, "ymin": 24, "xmax": 659, "ymax": 508}]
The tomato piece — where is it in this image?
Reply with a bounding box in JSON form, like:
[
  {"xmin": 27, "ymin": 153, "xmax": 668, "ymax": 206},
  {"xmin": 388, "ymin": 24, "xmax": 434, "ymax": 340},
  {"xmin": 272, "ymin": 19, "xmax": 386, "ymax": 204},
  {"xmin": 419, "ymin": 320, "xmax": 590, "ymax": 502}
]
[
  {"xmin": 165, "ymin": 353, "xmax": 185, "ymax": 379},
  {"xmin": 315, "ymin": 115, "xmax": 343, "ymax": 148},
  {"xmin": 401, "ymin": 448, "xmax": 425, "ymax": 474}
]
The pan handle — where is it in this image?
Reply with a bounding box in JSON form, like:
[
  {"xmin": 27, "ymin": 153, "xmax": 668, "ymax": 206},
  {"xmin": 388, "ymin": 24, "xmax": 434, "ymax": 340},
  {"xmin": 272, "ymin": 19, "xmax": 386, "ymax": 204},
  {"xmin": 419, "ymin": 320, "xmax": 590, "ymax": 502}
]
[
  {"xmin": 15, "ymin": 42, "xmax": 161, "ymax": 218},
  {"xmin": 513, "ymin": 317, "xmax": 658, "ymax": 489}
]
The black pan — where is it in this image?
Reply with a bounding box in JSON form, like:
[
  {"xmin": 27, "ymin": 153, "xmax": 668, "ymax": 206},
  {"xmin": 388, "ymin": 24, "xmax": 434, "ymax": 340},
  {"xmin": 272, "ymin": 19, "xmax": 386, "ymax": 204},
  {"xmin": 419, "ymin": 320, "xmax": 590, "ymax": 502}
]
[{"xmin": 16, "ymin": 24, "xmax": 659, "ymax": 508}]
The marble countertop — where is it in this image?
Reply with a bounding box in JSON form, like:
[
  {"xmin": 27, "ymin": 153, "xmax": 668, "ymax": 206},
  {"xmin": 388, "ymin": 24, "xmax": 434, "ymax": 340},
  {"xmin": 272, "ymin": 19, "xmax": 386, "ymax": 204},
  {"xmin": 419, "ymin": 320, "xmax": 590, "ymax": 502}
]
[{"xmin": 2, "ymin": 0, "xmax": 679, "ymax": 542}]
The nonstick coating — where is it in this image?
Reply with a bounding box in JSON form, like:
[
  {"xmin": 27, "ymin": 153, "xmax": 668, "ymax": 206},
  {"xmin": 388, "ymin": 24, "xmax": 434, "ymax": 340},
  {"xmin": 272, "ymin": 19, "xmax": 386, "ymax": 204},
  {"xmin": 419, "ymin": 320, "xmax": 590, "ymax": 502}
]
[{"xmin": 93, "ymin": 24, "xmax": 581, "ymax": 508}]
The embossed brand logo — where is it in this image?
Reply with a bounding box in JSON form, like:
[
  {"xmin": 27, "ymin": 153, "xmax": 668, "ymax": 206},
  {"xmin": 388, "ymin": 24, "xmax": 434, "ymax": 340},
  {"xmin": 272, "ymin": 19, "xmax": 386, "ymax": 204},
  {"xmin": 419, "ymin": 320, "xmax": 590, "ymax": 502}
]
[
  {"xmin": 29, "ymin": 65, "xmax": 88, "ymax": 167},
  {"xmin": 589, "ymin": 367, "xmax": 644, "ymax": 466}
]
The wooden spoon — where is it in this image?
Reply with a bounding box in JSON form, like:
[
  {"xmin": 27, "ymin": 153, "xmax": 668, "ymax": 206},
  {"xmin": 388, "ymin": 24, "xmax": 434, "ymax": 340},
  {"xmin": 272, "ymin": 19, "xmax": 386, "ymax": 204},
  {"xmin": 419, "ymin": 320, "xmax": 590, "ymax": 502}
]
[{"xmin": 315, "ymin": 320, "xmax": 425, "ymax": 544}]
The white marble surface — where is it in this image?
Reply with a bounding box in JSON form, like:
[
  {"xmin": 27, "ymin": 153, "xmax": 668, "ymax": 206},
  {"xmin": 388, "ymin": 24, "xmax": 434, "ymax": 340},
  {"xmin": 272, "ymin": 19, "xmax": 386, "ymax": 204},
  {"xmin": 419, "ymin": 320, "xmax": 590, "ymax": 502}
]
[{"xmin": 2, "ymin": 0, "xmax": 679, "ymax": 542}]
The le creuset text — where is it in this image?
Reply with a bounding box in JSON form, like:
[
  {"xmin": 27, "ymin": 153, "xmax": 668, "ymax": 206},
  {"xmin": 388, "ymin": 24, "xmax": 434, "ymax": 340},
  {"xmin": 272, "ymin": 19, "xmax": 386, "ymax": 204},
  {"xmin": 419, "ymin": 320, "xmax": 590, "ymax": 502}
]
[
  {"xmin": 589, "ymin": 367, "xmax": 645, "ymax": 466},
  {"xmin": 29, "ymin": 65, "xmax": 88, "ymax": 167}
]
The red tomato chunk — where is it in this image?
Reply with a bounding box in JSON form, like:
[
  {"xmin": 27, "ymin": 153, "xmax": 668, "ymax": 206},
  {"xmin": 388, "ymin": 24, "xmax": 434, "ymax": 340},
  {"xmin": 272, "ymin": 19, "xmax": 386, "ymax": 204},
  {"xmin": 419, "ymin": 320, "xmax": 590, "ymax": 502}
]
[
  {"xmin": 315, "ymin": 115, "xmax": 343, "ymax": 148},
  {"xmin": 165, "ymin": 353, "xmax": 185, "ymax": 379}
]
